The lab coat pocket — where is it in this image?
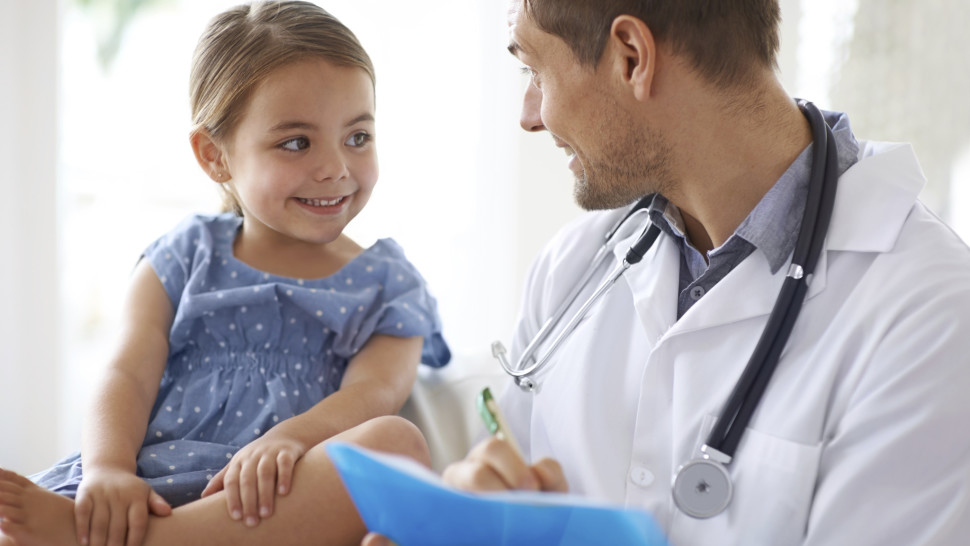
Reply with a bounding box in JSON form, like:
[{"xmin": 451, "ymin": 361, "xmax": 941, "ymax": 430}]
[{"xmin": 669, "ymin": 426, "xmax": 823, "ymax": 546}]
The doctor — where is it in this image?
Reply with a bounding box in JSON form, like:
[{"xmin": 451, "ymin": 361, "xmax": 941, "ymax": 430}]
[{"xmin": 368, "ymin": 0, "xmax": 970, "ymax": 544}]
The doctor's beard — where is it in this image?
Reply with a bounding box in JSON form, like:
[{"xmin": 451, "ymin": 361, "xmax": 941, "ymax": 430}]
[{"xmin": 572, "ymin": 110, "xmax": 674, "ymax": 211}]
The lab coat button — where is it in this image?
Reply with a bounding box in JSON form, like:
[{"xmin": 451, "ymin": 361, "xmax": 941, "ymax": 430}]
[
  {"xmin": 689, "ymin": 286, "xmax": 706, "ymax": 300},
  {"xmin": 630, "ymin": 465, "xmax": 655, "ymax": 487}
]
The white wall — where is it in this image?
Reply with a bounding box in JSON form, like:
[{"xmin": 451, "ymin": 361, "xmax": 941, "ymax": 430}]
[{"xmin": 0, "ymin": 0, "xmax": 61, "ymax": 472}]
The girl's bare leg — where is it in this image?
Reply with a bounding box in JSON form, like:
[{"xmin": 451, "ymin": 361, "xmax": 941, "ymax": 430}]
[
  {"xmin": 0, "ymin": 415, "xmax": 429, "ymax": 546},
  {"xmin": 0, "ymin": 468, "xmax": 78, "ymax": 546}
]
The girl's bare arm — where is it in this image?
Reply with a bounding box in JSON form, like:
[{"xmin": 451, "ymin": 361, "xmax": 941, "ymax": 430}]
[{"xmin": 77, "ymin": 258, "xmax": 175, "ymax": 546}]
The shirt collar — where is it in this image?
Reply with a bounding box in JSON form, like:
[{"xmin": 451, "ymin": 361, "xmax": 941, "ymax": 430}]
[{"xmin": 649, "ymin": 109, "xmax": 860, "ymax": 273}]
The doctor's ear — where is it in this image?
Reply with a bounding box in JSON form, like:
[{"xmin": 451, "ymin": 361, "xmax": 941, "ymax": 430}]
[
  {"xmin": 190, "ymin": 129, "xmax": 231, "ymax": 182},
  {"xmin": 607, "ymin": 15, "xmax": 657, "ymax": 102}
]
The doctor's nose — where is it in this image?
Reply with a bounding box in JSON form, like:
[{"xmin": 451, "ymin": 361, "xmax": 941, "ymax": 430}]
[{"xmin": 520, "ymin": 81, "xmax": 545, "ymax": 132}]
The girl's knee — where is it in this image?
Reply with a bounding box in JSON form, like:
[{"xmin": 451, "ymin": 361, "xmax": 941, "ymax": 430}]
[{"xmin": 342, "ymin": 416, "xmax": 430, "ymax": 467}]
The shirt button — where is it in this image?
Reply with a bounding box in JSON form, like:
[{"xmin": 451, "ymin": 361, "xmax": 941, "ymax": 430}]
[
  {"xmin": 689, "ymin": 286, "xmax": 706, "ymax": 300},
  {"xmin": 630, "ymin": 465, "xmax": 655, "ymax": 488}
]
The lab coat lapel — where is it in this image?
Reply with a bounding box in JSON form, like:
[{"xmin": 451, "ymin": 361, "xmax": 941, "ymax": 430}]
[
  {"xmin": 618, "ymin": 227, "xmax": 813, "ymax": 343},
  {"xmin": 617, "ymin": 215, "xmax": 833, "ymax": 340},
  {"xmin": 618, "ymin": 229, "xmax": 681, "ymax": 344},
  {"xmin": 671, "ymin": 247, "xmax": 811, "ymax": 337}
]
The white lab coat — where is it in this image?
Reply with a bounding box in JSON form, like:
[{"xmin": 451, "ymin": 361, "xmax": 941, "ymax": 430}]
[{"xmin": 500, "ymin": 141, "xmax": 970, "ymax": 545}]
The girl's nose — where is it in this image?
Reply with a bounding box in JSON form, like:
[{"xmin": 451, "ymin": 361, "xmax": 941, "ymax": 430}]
[{"xmin": 312, "ymin": 145, "xmax": 349, "ymax": 182}]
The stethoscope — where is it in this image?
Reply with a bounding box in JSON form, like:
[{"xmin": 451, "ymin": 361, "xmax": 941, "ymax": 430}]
[{"xmin": 492, "ymin": 100, "xmax": 839, "ymax": 519}]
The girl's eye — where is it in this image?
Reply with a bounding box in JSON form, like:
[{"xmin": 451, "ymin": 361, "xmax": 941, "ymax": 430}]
[
  {"xmin": 280, "ymin": 137, "xmax": 310, "ymax": 152},
  {"xmin": 345, "ymin": 132, "xmax": 372, "ymax": 147}
]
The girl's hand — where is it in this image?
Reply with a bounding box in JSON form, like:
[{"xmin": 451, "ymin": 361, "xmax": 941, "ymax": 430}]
[
  {"xmin": 74, "ymin": 467, "xmax": 172, "ymax": 546},
  {"xmin": 200, "ymin": 434, "xmax": 307, "ymax": 526}
]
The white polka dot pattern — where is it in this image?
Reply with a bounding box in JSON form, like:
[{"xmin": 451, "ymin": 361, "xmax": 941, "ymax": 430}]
[{"xmin": 31, "ymin": 212, "xmax": 450, "ymax": 508}]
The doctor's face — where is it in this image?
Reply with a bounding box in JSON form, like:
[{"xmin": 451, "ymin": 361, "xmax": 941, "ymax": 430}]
[{"xmin": 508, "ymin": 4, "xmax": 672, "ymax": 210}]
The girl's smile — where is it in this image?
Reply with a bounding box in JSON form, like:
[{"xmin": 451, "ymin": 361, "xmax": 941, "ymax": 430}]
[{"xmin": 294, "ymin": 195, "xmax": 350, "ymax": 215}]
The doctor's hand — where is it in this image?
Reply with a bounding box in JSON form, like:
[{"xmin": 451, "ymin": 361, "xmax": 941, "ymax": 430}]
[
  {"xmin": 361, "ymin": 533, "xmax": 397, "ymax": 546},
  {"xmin": 442, "ymin": 437, "xmax": 569, "ymax": 493}
]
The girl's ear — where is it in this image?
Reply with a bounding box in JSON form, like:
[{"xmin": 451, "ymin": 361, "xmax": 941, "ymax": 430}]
[
  {"xmin": 606, "ymin": 15, "xmax": 657, "ymax": 102},
  {"xmin": 190, "ymin": 129, "xmax": 231, "ymax": 182}
]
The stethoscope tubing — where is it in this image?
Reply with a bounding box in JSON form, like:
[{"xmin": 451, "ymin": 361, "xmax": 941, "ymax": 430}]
[
  {"xmin": 504, "ymin": 195, "xmax": 658, "ymax": 388},
  {"xmin": 508, "ymin": 244, "xmax": 614, "ymax": 383},
  {"xmin": 704, "ymin": 100, "xmax": 838, "ymax": 457}
]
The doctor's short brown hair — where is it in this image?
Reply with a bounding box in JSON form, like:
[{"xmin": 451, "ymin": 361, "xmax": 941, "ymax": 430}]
[{"xmin": 521, "ymin": 0, "xmax": 781, "ymax": 89}]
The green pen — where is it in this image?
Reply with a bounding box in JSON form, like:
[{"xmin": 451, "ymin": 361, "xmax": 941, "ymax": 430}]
[{"xmin": 477, "ymin": 386, "xmax": 523, "ymax": 457}]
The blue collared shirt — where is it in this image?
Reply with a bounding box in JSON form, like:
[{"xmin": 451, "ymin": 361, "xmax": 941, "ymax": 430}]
[{"xmin": 648, "ymin": 111, "xmax": 860, "ymax": 318}]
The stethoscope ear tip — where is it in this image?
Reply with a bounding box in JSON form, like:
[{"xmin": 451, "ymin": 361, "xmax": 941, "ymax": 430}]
[
  {"xmin": 516, "ymin": 376, "xmax": 537, "ymax": 392},
  {"xmin": 493, "ymin": 341, "xmax": 535, "ymax": 391}
]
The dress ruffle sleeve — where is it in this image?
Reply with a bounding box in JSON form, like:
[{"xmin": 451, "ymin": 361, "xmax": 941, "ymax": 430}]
[{"xmin": 321, "ymin": 238, "xmax": 451, "ymax": 368}]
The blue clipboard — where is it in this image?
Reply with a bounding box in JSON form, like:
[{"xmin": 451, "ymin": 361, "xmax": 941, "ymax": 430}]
[{"xmin": 326, "ymin": 442, "xmax": 668, "ymax": 546}]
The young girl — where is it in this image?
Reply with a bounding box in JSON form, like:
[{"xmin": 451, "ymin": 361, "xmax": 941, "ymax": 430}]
[{"xmin": 0, "ymin": 2, "xmax": 449, "ymax": 545}]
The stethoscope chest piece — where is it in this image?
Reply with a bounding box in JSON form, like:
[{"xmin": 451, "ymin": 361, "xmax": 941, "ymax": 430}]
[{"xmin": 672, "ymin": 458, "xmax": 732, "ymax": 519}]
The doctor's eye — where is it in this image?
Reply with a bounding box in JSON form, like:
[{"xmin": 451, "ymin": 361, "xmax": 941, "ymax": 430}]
[
  {"xmin": 280, "ymin": 137, "xmax": 310, "ymax": 152},
  {"xmin": 345, "ymin": 131, "xmax": 372, "ymax": 148},
  {"xmin": 520, "ymin": 66, "xmax": 540, "ymax": 88}
]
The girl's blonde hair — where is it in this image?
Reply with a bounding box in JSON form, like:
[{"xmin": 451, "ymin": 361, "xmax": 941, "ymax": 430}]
[{"xmin": 189, "ymin": 1, "xmax": 375, "ymax": 215}]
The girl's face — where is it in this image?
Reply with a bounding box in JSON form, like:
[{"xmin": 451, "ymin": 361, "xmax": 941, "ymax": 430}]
[{"xmin": 221, "ymin": 58, "xmax": 377, "ymax": 248}]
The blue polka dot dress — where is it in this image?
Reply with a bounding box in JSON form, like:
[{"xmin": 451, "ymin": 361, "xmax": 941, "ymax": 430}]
[{"xmin": 32, "ymin": 213, "xmax": 450, "ymax": 506}]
